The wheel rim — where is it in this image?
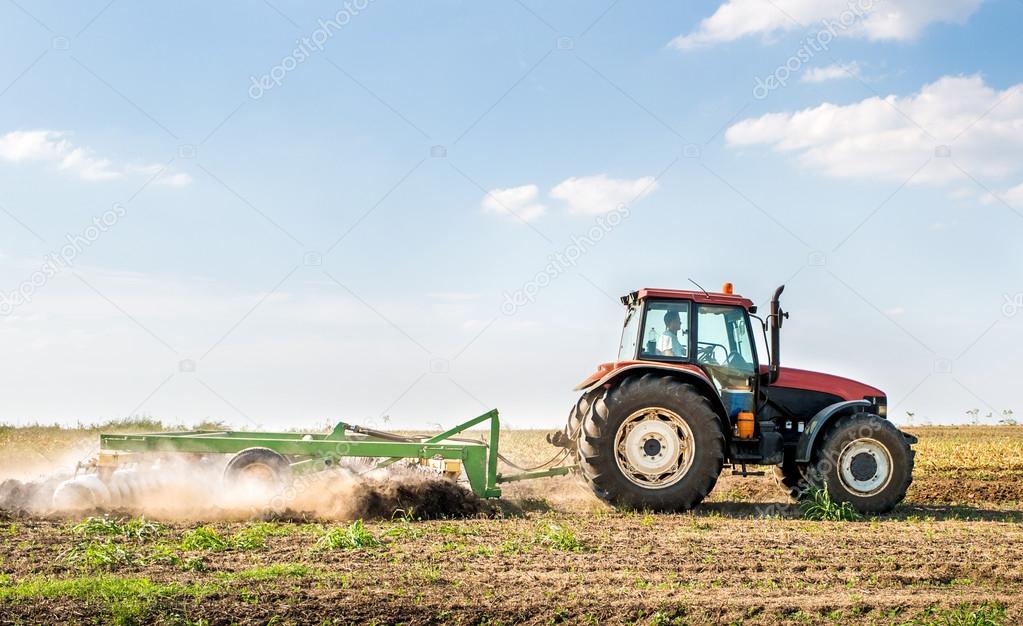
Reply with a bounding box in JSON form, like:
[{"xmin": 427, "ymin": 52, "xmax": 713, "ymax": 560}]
[
  {"xmin": 614, "ymin": 407, "xmax": 696, "ymax": 489},
  {"xmin": 837, "ymin": 438, "xmax": 892, "ymax": 496},
  {"xmin": 237, "ymin": 462, "xmax": 278, "ymax": 488}
]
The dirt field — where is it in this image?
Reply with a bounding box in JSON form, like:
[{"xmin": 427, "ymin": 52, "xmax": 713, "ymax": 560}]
[{"xmin": 1, "ymin": 424, "xmax": 1021, "ymax": 625}]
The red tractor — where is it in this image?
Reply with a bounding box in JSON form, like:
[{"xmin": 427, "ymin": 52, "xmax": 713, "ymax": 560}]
[{"xmin": 550, "ymin": 284, "xmax": 915, "ymax": 514}]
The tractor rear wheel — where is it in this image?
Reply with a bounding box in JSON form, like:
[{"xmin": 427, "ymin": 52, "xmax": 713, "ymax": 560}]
[
  {"xmin": 577, "ymin": 374, "xmax": 724, "ymax": 511},
  {"xmin": 548, "ymin": 390, "xmax": 598, "ymax": 450},
  {"xmin": 811, "ymin": 413, "xmax": 913, "ymax": 514}
]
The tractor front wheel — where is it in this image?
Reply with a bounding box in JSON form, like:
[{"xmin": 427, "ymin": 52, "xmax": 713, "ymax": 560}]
[
  {"xmin": 577, "ymin": 374, "xmax": 724, "ymax": 511},
  {"xmin": 811, "ymin": 413, "xmax": 913, "ymax": 514}
]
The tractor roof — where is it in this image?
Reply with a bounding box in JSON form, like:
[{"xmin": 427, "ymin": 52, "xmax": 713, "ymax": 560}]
[{"xmin": 623, "ymin": 287, "xmax": 755, "ymax": 310}]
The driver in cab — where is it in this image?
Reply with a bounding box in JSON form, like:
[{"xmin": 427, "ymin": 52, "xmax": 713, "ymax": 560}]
[{"xmin": 657, "ymin": 310, "xmax": 687, "ymax": 358}]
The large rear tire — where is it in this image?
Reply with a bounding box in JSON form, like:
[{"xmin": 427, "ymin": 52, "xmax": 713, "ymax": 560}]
[
  {"xmin": 577, "ymin": 374, "xmax": 724, "ymax": 511},
  {"xmin": 811, "ymin": 413, "xmax": 913, "ymax": 514},
  {"xmin": 548, "ymin": 390, "xmax": 597, "ymax": 450}
]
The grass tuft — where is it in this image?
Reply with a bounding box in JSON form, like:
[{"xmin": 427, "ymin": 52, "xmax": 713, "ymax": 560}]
[
  {"xmin": 64, "ymin": 540, "xmax": 144, "ymax": 570},
  {"xmin": 232, "ymin": 564, "xmax": 314, "ymax": 581},
  {"xmin": 72, "ymin": 516, "xmax": 164, "ymax": 542},
  {"xmin": 0, "ymin": 574, "xmax": 219, "ymax": 626},
  {"xmin": 179, "ymin": 526, "xmax": 231, "ymax": 551},
  {"xmin": 908, "ymin": 601, "xmax": 1010, "ymax": 626},
  {"xmin": 799, "ymin": 489, "xmax": 862, "ymax": 522},
  {"xmin": 315, "ymin": 520, "xmax": 381, "ymax": 550},
  {"xmin": 229, "ymin": 526, "xmax": 269, "ymax": 551},
  {"xmin": 536, "ymin": 522, "xmax": 589, "ymax": 552},
  {"xmin": 907, "ymin": 602, "xmax": 1006, "ymax": 626}
]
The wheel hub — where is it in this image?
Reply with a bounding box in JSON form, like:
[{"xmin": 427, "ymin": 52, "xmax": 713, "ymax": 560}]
[
  {"xmin": 838, "ymin": 438, "xmax": 892, "ymax": 496},
  {"xmin": 614, "ymin": 408, "xmax": 695, "ymax": 489},
  {"xmin": 849, "ymin": 452, "xmax": 878, "ymax": 482},
  {"xmin": 643, "ymin": 438, "xmax": 662, "ymax": 456},
  {"xmin": 238, "ymin": 462, "xmax": 277, "ymax": 488}
]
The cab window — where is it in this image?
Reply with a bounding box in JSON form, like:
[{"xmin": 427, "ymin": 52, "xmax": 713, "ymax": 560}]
[
  {"xmin": 696, "ymin": 304, "xmax": 756, "ymax": 389},
  {"xmin": 617, "ymin": 304, "xmax": 641, "ymax": 361},
  {"xmin": 639, "ymin": 301, "xmax": 690, "ymax": 360}
]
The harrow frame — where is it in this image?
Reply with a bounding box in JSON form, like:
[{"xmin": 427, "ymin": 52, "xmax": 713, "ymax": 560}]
[{"xmin": 98, "ymin": 409, "xmax": 574, "ymax": 498}]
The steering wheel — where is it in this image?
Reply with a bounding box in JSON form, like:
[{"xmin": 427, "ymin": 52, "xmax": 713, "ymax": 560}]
[{"xmin": 697, "ymin": 343, "xmax": 723, "ymax": 365}]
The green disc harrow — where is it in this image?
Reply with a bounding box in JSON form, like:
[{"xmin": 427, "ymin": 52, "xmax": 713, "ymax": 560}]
[{"xmin": 94, "ymin": 409, "xmax": 574, "ymax": 499}]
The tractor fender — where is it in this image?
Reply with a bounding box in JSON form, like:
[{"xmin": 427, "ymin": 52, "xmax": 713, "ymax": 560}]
[
  {"xmin": 579, "ymin": 363, "xmax": 732, "ymax": 439},
  {"xmin": 794, "ymin": 399, "xmax": 872, "ymax": 463}
]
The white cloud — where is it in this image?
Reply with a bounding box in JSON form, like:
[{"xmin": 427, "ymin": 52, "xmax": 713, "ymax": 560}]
[
  {"xmin": 154, "ymin": 172, "xmax": 193, "ymax": 187},
  {"xmin": 980, "ymin": 182, "xmax": 1023, "ymax": 208},
  {"xmin": 481, "ymin": 184, "xmax": 546, "ymax": 222},
  {"xmin": 950, "ymin": 187, "xmax": 976, "ymax": 201},
  {"xmin": 726, "ymin": 75, "xmax": 1023, "ymax": 188},
  {"xmin": 0, "ymin": 130, "xmax": 120, "ymax": 181},
  {"xmin": 671, "ymin": 0, "xmax": 982, "ymax": 49},
  {"xmin": 801, "ymin": 62, "xmax": 860, "ymax": 83},
  {"xmin": 549, "ymin": 174, "xmax": 657, "ymax": 215},
  {"xmin": 428, "ymin": 292, "xmax": 479, "ymax": 301},
  {"xmin": 0, "ymin": 130, "xmax": 190, "ymax": 186},
  {"xmin": 1003, "ymin": 183, "xmax": 1023, "ymax": 206},
  {"xmin": 126, "ymin": 163, "xmax": 193, "ymax": 187}
]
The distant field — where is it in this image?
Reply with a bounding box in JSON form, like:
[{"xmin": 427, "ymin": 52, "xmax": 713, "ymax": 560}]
[{"xmin": 1, "ymin": 423, "xmax": 1021, "ymax": 624}]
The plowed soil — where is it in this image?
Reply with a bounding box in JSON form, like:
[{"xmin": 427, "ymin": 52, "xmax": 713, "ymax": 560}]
[{"xmin": 1, "ymin": 425, "xmax": 1021, "ymax": 625}]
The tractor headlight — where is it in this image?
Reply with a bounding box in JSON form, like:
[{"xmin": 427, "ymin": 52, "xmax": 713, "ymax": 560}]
[{"xmin": 865, "ymin": 396, "xmax": 887, "ymax": 417}]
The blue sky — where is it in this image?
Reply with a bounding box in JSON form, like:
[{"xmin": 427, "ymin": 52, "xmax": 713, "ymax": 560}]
[{"xmin": 1, "ymin": 0, "xmax": 1021, "ymax": 429}]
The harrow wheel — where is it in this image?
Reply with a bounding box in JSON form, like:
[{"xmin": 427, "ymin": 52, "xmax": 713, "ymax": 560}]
[
  {"xmin": 577, "ymin": 374, "xmax": 724, "ymax": 511},
  {"xmin": 224, "ymin": 447, "xmax": 293, "ymax": 493}
]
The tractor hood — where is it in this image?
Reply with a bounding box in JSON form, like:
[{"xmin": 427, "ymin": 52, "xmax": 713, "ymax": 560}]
[
  {"xmin": 768, "ymin": 366, "xmax": 884, "ymax": 401},
  {"xmin": 578, "ymin": 363, "xmax": 883, "ymax": 402}
]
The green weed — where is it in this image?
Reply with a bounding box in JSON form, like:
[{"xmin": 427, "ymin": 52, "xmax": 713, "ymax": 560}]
[
  {"xmin": 536, "ymin": 523, "xmax": 589, "ymax": 552},
  {"xmin": 230, "ymin": 526, "xmax": 268, "ymax": 551},
  {"xmin": 905, "ymin": 602, "xmax": 1006, "ymax": 626},
  {"xmin": 179, "ymin": 526, "xmax": 231, "ymax": 551},
  {"xmin": 0, "ymin": 574, "xmax": 218, "ymax": 626},
  {"xmin": 232, "ymin": 564, "xmax": 314, "ymax": 581},
  {"xmin": 72, "ymin": 516, "xmax": 164, "ymax": 542},
  {"xmin": 64, "ymin": 540, "xmax": 144, "ymax": 570},
  {"xmin": 799, "ymin": 489, "xmax": 862, "ymax": 522},
  {"xmin": 315, "ymin": 520, "xmax": 381, "ymax": 550}
]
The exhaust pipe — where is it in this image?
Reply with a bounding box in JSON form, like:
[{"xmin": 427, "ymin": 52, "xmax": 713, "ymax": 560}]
[{"xmin": 769, "ymin": 284, "xmax": 787, "ymax": 385}]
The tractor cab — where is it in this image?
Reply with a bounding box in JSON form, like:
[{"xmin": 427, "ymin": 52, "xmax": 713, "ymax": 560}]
[{"xmin": 619, "ymin": 286, "xmax": 759, "ymax": 394}]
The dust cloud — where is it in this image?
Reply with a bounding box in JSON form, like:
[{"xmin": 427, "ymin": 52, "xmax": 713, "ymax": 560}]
[{"xmin": 0, "ymin": 456, "xmax": 484, "ymax": 521}]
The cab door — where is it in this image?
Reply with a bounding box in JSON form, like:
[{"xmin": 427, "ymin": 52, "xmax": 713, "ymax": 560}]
[{"xmin": 695, "ymin": 304, "xmax": 759, "ymax": 416}]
